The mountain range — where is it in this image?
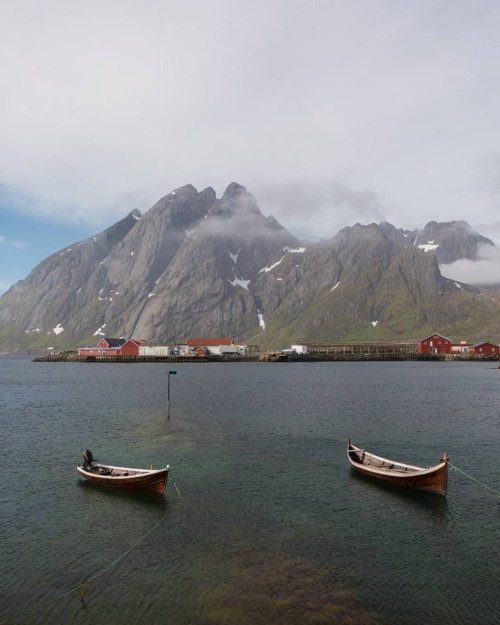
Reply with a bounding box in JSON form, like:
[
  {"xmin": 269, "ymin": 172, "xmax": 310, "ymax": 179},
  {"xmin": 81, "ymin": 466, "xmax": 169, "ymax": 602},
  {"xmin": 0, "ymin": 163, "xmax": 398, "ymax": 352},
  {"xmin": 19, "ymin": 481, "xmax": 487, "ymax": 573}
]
[{"xmin": 1, "ymin": 182, "xmax": 499, "ymax": 353}]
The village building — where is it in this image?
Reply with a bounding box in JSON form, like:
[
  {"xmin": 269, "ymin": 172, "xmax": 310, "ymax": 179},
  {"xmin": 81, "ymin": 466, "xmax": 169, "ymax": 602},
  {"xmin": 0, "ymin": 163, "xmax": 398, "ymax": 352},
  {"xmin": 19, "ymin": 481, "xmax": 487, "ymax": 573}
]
[
  {"xmin": 78, "ymin": 338, "xmax": 170, "ymax": 357},
  {"xmin": 468, "ymin": 342, "xmax": 500, "ymax": 355},
  {"xmin": 97, "ymin": 337, "xmax": 126, "ymax": 349},
  {"xmin": 282, "ymin": 344, "xmax": 309, "ymax": 354},
  {"xmin": 184, "ymin": 338, "xmax": 246, "ymax": 356},
  {"xmin": 450, "ymin": 341, "xmax": 472, "ymax": 354},
  {"xmin": 417, "ymin": 334, "xmax": 452, "ymax": 354},
  {"xmin": 138, "ymin": 344, "xmax": 171, "ymax": 357}
]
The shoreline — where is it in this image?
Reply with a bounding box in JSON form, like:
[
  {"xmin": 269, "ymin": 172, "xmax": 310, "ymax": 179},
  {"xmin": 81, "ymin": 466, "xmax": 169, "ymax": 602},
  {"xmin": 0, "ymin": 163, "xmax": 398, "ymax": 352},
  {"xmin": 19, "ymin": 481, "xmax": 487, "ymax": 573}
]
[{"xmin": 31, "ymin": 352, "xmax": 500, "ymax": 363}]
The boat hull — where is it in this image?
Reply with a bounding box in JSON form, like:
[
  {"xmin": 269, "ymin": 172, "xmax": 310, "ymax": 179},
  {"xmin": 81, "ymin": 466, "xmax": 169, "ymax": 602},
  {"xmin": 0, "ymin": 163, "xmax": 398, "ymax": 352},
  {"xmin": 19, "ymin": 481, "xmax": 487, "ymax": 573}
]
[
  {"xmin": 76, "ymin": 463, "xmax": 168, "ymax": 494},
  {"xmin": 347, "ymin": 441, "xmax": 447, "ymax": 496}
]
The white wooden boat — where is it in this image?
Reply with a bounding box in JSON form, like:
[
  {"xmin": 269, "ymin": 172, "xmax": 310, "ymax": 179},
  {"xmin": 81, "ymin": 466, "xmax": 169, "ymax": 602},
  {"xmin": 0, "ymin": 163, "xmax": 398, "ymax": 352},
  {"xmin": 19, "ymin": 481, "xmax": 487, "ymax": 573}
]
[
  {"xmin": 76, "ymin": 450, "xmax": 169, "ymax": 494},
  {"xmin": 347, "ymin": 439, "xmax": 448, "ymax": 496}
]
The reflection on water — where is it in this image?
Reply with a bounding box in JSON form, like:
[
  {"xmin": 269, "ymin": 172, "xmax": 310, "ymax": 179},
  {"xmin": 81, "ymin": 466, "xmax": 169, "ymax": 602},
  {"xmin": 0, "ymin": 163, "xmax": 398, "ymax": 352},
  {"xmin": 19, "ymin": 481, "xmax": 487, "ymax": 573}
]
[
  {"xmin": 77, "ymin": 478, "xmax": 171, "ymax": 508},
  {"xmin": 0, "ymin": 357, "xmax": 499, "ymax": 625},
  {"xmin": 348, "ymin": 469, "xmax": 451, "ymax": 520}
]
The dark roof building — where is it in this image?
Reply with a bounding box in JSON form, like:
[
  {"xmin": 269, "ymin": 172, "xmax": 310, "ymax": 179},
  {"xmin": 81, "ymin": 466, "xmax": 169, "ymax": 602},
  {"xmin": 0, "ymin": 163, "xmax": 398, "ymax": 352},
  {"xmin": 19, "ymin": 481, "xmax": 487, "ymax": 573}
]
[
  {"xmin": 469, "ymin": 342, "xmax": 500, "ymax": 355},
  {"xmin": 97, "ymin": 338, "xmax": 126, "ymax": 348}
]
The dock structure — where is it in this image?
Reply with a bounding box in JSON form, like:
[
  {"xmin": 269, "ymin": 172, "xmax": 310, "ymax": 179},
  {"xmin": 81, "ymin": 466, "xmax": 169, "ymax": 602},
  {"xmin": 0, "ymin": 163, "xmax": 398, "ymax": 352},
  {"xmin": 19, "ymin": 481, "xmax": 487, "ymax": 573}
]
[
  {"xmin": 299, "ymin": 341, "xmax": 426, "ymax": 360},
  {"xmin": 36, "ymin": 339, "xmax": 500, "ymax": 363},
  {"xmin": 74, "ymin": 354, "xmax": 209, "ymax": 363}
]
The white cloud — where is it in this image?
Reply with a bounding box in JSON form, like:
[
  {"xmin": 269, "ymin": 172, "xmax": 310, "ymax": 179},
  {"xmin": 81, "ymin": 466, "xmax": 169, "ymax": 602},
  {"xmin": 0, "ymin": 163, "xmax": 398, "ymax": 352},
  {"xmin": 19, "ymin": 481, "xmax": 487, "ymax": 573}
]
[
  {"xmin": 11, "ymin": 241, "xmax": 28, "ymax": 251},
  {"xmin": 253, "ymin": 181, "xmax": 388, "ymax": 242},
  {"xmin": 0, "ymin": 234, "xmax": 28, "ymax": 251},
  {"xmin": 440, "ymin": 244, "xmax": 500, "ymax": 285},
  {"xmin": 1, "ymin": 1, "xmax": 500, "ymax": 243}
]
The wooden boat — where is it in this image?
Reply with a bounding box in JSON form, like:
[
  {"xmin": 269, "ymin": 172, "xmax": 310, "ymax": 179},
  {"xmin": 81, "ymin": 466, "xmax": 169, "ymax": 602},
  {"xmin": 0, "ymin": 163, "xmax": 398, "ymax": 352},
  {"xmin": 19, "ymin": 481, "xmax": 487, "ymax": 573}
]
[
  {"xmin": 76, "ymin": 450, "xmax": 169, "ymax": 494},
  {"xmin": 347, "ymin": 439, "xmax": 448, "ymax": 496}
]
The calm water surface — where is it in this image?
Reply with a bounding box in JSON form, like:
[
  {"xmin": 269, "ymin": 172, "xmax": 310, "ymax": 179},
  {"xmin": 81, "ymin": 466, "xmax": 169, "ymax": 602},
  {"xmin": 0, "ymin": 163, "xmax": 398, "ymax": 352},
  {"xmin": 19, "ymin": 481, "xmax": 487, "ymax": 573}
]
[{"xmin": 0, "ymin": 357, "xmax": 499, "ymax": 624}]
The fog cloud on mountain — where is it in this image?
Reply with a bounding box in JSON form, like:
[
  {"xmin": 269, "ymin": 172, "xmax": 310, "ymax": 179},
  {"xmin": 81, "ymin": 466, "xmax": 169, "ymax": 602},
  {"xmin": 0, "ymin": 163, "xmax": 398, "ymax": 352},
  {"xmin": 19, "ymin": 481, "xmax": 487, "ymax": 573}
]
[
  {"xmin": 440, "ymin": 244, "xmax": 500, "ymax": 286},
  {"xmin": 253, "ymin": 181, "xmax": 388, "ymax": 243}
]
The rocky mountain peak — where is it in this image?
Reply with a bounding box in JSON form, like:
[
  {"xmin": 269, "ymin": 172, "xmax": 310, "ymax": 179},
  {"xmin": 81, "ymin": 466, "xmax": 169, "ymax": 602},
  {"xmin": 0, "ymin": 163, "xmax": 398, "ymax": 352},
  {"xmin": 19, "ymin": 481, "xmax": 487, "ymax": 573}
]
[
  {"xmin": 222, "ymin": 182, "xmax": 248, "ymax": 198},
  {"xmin": 415, "ymin": 220, "xmax": 493, "ymax": 264},
  {"xmin": 128, "ymin": 208, "xmax": 142, "ymax": 220},
  {"xmin": 211, "ymin": 182, "xmax": 260, "ymax": 219}
]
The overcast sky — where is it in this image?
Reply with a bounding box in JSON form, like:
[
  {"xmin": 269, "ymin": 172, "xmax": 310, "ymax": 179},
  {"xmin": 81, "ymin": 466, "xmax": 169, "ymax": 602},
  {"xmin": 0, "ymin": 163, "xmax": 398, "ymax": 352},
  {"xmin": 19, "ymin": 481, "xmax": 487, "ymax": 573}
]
[{"xmin": 2, "ymin": 0, "xmax": 500, "ymax": 293}]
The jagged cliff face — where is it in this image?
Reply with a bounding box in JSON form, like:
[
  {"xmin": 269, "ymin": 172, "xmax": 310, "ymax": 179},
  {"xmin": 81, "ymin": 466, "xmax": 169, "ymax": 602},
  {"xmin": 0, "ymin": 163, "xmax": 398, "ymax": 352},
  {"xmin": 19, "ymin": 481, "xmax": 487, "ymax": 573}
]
[
  {"xmin": 242, "ymin": 222, "xmax": 483, "ymax": 345},
  {"xmin": 123, "ymin": 183, "xmax": 300, "ymax": 340},
  {"xmin": 0, "ymin": 182, "xmax": 498, "ymax": 351}
]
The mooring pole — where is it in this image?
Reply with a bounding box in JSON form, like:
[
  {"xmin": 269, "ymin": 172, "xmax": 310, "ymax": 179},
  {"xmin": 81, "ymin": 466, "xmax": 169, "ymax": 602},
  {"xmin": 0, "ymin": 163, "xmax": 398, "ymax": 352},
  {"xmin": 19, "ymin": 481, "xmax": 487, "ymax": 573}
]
[{"xmin": 167, "ymin": 370, "xmax": 177, "ymax": 419}]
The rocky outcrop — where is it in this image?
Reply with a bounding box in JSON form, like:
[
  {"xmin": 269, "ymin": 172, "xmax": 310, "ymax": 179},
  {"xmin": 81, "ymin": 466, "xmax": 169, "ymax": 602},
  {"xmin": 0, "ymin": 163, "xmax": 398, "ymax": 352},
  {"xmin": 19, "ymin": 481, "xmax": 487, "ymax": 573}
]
[{"xmin": 413, "ymin": 220, "xmax": 493, "ymax": 263}]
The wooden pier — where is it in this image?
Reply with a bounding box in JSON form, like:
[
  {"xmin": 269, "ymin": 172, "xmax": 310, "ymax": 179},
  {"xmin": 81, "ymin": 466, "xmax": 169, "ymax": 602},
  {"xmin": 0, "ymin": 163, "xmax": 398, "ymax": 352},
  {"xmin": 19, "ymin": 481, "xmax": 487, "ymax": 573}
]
[{"xmin": 76, "ymin": 355, "xmax": 209, "ymax": 363}]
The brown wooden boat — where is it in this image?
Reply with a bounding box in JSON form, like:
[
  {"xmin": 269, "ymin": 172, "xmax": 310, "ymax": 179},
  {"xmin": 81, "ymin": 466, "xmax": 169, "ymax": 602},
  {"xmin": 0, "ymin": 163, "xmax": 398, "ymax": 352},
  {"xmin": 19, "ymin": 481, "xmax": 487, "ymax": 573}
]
[
  {"xmin": 76, "ymin": 450, "xmax": 169, "ymax": 494},
  {"xmin": 347, "ymin": 438, "xmax": 448, "ymax": 496}
]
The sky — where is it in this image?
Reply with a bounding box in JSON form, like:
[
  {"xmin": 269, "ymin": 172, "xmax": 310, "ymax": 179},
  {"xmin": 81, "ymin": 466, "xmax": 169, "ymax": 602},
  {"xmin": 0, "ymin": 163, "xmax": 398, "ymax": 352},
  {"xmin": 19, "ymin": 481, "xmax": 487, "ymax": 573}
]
[{"xmin": 2, "ymin": 0, "xmax": 500, "ymax": 293}]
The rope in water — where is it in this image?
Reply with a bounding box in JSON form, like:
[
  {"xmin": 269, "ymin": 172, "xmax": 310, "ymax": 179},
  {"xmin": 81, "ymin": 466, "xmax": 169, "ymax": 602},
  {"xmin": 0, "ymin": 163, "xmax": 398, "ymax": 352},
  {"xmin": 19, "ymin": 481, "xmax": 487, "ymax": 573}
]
[
  {"xmin": 1, "ymin": 479, "xmax": 183, "ymax": 623},
  {"xmin": 0, "ymin": 515, "xmax": 167, "ymax": 623},
  {"xmin": 173, "ymin": 480, "xmax": 182, "ymax": 499},
  {"xmin": 56, "ymin": 511, "xmax": 170, "ymax": 604},
  {"xmin": 447, "ymin": 461, "xmax": 500, "ymax": 498}
]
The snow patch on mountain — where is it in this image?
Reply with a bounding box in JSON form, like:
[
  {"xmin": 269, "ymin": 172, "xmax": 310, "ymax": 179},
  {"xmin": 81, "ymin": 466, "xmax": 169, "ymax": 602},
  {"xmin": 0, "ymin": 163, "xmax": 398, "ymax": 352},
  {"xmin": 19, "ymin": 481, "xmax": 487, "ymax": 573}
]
[
  {"xmin": 418, "ymin": 241, "xmax": 439, "ymax": 252},
  {"xmin": 257, "ymin": 310, "xmax": 265, "ymax": 329},
  {"xmin": 227, "ymin": 274, "xmax": 250, "ymax": 290},
  {"xmin": 260, "ymin": 257, "xmax": 284, "ymax": 273},
  {"xmin": 228, "ymin": 249, "xmax": 240, "ymax": 264}
]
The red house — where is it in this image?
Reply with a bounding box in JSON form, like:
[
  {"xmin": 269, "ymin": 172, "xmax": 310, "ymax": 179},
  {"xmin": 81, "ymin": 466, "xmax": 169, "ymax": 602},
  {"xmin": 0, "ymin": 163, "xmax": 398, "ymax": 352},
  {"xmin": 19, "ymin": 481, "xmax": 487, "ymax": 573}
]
[
  {"xmin": 469, "ymin": 342, "xmax": 500, "ymax": 355},
  {"xmin": 418, "ymin": 333, "xmax": 452, "ymax": 354},
  {"xmin": 78, "ymin": 338, "xmax": 148, "ymax": 357},
  {"xmin": 97, "ymin": 338, "xmax": 126, "ymax": 349},
  {"xmin": 184, "ymin": 338, "xmax": 236, "ymax": 356},
  {"xmin": 119, "ymin": 339, "xmax": 148, "ymax": 355}
]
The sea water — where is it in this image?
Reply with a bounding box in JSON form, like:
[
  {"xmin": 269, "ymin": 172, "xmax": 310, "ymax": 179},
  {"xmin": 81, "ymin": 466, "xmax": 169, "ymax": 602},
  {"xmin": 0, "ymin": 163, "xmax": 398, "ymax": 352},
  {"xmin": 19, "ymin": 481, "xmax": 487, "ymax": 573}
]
[{"xmin": 0, "ymin": 356, "xmax": 499, "ymax": 625}]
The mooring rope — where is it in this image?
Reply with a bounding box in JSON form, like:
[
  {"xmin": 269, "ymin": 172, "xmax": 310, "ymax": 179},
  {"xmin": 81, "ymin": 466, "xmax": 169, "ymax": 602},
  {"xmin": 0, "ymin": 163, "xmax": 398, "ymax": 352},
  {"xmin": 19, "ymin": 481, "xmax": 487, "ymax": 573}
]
[
  {"xmin": 447, "ymin": 461, "xmax": 500, "ymax": 498},
  {"xmin": 173, "ymin": 479, "xmax": 182, "ymax": 499},
  {"xmin": 0, "ymin": 514, "xmax": 169, "ymax": 624},
  {"xmin": 1, "ymin": 479, "xmax": 184, "ymax": 623},
  {"xmin": 60, "ymin": 512, "xmax": 170, "ymax": 603}
]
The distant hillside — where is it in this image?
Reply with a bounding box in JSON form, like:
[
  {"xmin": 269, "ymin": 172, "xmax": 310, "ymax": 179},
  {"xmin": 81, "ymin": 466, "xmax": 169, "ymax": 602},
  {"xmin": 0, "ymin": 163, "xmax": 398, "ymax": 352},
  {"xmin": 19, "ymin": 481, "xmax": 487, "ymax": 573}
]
[{"xmin": 0, "ymin": 182, "xmax": 499, "ymax": 353}]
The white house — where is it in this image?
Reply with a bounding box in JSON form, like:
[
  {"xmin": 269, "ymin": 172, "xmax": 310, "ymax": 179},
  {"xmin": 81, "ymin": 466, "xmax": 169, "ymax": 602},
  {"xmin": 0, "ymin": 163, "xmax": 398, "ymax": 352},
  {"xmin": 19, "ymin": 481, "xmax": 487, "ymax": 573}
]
[{"xmin": 139, "ymin": 345, "xmax": 170, "ymax": 356}]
